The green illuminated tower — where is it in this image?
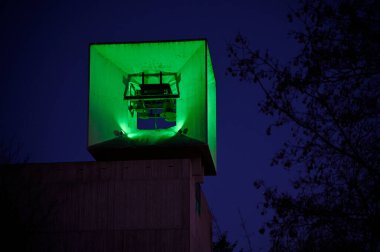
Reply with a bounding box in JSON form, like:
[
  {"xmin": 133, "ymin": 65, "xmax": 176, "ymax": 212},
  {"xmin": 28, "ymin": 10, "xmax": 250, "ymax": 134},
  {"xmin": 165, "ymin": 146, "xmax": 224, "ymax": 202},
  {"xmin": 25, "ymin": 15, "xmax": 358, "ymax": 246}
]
[{"xmin": 88, "ymin": 40, "xmax": 216, "ymax": 175}]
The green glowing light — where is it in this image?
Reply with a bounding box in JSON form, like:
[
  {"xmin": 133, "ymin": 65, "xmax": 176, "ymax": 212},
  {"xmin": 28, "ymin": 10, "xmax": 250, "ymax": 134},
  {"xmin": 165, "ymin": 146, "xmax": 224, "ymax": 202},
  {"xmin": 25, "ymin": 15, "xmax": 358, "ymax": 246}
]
[{"xmin": 88, "ymin": 40, "xmax": 216, "ymax": 172}]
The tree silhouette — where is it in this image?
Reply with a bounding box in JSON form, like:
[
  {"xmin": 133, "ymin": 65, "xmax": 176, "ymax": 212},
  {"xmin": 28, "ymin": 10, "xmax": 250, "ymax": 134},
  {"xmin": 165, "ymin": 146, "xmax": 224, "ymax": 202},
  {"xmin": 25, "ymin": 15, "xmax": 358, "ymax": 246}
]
[
  {"xmin": 228, "ymin": 0, "xmax": 379, "ymax": 251},
  {"xmin": 213, "ymin": 232, "xmax": 241, "ymax": 252},
  {"xmin": 213, "ymin": 216, "xmax": 243, "ymax": 252},
  {"xmin": 0, "ymin": 139, "xmax": 55, "ymax": 252}
]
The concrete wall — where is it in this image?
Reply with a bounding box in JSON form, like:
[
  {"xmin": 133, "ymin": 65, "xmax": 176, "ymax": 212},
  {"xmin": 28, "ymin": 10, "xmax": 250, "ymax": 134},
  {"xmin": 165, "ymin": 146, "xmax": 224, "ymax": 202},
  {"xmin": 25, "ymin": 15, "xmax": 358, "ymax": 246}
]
[
  {"xmin": 189, "ymin": 159, "xmax": 213, "ymax": 252},
  {"xmin": 1, "ymin": 159, "xmax": 212, "ymax": 252}
]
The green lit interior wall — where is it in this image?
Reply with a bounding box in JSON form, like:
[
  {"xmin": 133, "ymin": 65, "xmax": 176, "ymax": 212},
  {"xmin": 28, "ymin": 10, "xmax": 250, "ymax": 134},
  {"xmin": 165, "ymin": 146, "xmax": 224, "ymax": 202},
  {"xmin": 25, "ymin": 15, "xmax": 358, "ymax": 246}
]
[
  {"xmin": 177, "ymin": 44, "xmax": 206, "ymax": 143},
  {"xmin": 89, "ymin": 40, "xmax": 216, "ymax": 168},
  {"xmin": 207, "ymin": 47, "xmax": 217, "ymax": 166},
  {"xmin": 89, "ymin": 48, "xmax": 134, "ymax": 145}
]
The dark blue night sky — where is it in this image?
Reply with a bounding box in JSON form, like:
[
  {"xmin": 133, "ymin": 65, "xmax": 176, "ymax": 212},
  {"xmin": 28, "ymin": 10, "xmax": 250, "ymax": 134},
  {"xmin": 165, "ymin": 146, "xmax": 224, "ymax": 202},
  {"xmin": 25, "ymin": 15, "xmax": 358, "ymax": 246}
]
[{"xmin": 0, "ymin": 0, "xmax": 299, "ymax": 250}]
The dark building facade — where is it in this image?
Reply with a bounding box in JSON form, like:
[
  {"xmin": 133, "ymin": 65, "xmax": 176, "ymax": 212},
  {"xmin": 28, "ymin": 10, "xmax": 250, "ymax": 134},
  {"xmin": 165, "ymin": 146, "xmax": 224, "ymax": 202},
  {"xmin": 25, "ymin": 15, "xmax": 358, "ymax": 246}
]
[{"xmin": 2, "ymin": 158, "xmax": 212, "ymax": 252}]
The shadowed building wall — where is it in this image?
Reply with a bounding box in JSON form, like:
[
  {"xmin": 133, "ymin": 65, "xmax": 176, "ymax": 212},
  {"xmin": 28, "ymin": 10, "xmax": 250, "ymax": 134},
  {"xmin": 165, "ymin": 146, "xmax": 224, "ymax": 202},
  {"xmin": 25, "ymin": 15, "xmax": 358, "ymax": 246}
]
[{"xmin": 2, "ymin": 158, "xmax": 212, "ymax": 252}]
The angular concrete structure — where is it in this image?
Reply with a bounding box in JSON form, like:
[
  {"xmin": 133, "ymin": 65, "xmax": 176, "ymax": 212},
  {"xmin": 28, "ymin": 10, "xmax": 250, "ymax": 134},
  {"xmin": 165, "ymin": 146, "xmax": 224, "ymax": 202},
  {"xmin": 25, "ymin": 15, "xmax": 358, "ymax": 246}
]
[{"xmin": 1, "ymin": 39, "xmax": 216, "ymax": 252}]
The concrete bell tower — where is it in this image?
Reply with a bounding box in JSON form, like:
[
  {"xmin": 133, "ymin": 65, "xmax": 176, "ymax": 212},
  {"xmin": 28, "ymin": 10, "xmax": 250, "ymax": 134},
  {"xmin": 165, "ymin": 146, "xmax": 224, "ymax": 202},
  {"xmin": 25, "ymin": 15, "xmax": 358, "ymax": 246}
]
[
  {"xmin": 88, "ymin": 40, "xmax": 216, "ymax": 175},
  {"xmin": 83, "ymin": 39, "xmax": 217, "ymax": 251},
  {"xmin": 2, "ymin": 39, "xmax": 217, "ymax": 252}
]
